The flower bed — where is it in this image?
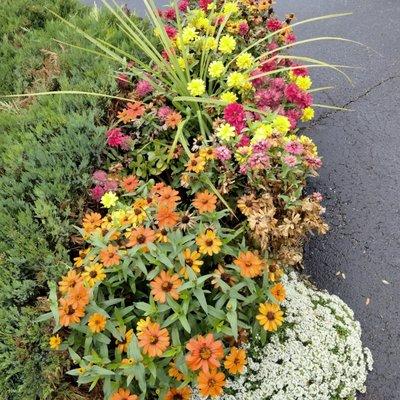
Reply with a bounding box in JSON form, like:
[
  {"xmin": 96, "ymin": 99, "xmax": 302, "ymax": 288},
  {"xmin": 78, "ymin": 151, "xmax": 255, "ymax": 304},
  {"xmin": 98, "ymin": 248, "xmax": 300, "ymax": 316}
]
[{"xmin": 2, "ymin": 0, "xmax": 372, "ymax": 399}]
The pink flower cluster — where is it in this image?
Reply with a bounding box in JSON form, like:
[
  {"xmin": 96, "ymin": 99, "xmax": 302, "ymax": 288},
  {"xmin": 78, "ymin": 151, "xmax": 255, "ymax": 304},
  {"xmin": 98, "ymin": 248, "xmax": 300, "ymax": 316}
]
[
  {"xmin": 90, "ymin": 170, "xmax": 118, "ymax": 201},
  {"xmin": 106, "ymin": 128, "xmax": 131, "ymax": 150},
  {"xmin": 135, "ymin": 79, "xmax": 153, "ymax": 98},
  {"xmin": 224, "ymin": 103, "xmax": 246, "ymax": 133}
]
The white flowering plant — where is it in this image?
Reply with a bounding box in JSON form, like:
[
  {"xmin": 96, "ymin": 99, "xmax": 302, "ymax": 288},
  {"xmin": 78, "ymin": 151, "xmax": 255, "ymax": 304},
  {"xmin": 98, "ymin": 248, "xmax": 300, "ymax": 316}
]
[{"xmin": 192, "ymin": 272, "xmax": 373, "ymax": 400}]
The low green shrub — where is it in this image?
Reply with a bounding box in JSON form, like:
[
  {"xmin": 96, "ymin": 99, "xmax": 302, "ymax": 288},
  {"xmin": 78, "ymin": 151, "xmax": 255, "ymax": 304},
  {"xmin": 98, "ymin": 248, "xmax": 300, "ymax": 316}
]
[{"xmin": 0, "ymin": 1, "xmax": 151, "ymax": 398}]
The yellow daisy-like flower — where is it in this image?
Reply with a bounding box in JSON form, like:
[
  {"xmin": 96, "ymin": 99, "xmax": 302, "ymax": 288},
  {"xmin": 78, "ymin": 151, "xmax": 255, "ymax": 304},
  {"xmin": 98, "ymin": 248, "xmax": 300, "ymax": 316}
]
[
  {"xmin": 216, "ymin": 123, "xmax": 236, "ymax": 141},
  {"xmin": 252, "ymin": 124, "xmax": 273, "ymax": 142},
  {"xmin": 223, "ymin": 2, "xmax": 240, "ymax": 14},
  {"xmin": 256, "ymin": 302, "xmax": 284, "ymax": 332},
  {"xmin": 182, "ymin": 248, "xmax": 204, "ymax": 274},
  {"xmin": 182, "ymin": 26, "xmax": 198, "ymax": 44},
  {"xmin": 121, "ymin": 358, "xmax": 136, "ymax": 366},
  {"xmin": 227, "ymin": 71, "xmax": 247, "ymax": 88},
  {"xmin": 234, "ymin": 146, "xmax": 252, "ymax": 163},
  {"xmin": 296, "ymin": 75, "xmax": 312, "ymax": 91},
  {"xmin": 236, "ymin": 52, "xmax": 254, "ymax": 69},
  {"xmin": 195, "ymin": 16, "xmax": 211, "ymax": 30},
  {"xmin": 272, "ymin": 115, "xmax": 291, "ymax": 134},
  {"xmin": 88, "ymin": 313, "xmax": 107, "ymax": 333},
  {"xmin": 203, "ymin": 37, "xmax": 218, "ymax": 51},
  {"xmin": 196, "ymin": 230, "xmax": 222, "ymax": 255},
  {"xmin": 301, "ymin": 107, "xmax": 315, "ymax": 122},
  {"xmin": 137, "ymin": 316, "xmax": 152, "ymax": 333},
  {"xmin": 220, "ymin": 91, "xmax": 238, "ymax": 103},
  {"xmin": 187, "ymin": 79, "xmax": 206, "ymax": 96},
  {"xmin": 82, "ymin": 263, "xmax": 106, "ymax": 287},
  {"xmin": 218, "ymin": 35, "xmax": 236, "ymax": 54},
  {"xmin": 208, "ymin": 61, "xmax": 225, "ymax": 78},
  {"xmin": 101, "ymin": 191, "xmax": 118, "ymax": 208},
  {"xmin": 49, "ymin": 334, "xmax": 62, "ymax": 350}
]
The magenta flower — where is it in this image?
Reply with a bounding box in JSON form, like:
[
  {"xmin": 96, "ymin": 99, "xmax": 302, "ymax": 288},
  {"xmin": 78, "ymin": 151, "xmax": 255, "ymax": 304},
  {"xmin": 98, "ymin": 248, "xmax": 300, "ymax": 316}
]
[
  {"xmin": 178, "ymin": 0, "xmax": 189, "ymax": 12},
  {"xmin": 224, "ymin": 103, "xmax": 246, "ymax": 133},
  {"xmin": 237, "ymin": 135, "xmax": 250, "ymax": 147},
  {"xmin": 103, "ymin": 180, "xmax": 119, "ymax": 192},
  {"xmin": 135, "ymin": 79, "xmax": 153, "ymax": 98},
  {"xmin": 266, "ymin": 18, "xmax": 283, "ymax": 32},
  {"xmin": 305, "ymin": 157, "xmax": 322, "ymax": 169},
  {"xmin": 162, "ymin": 7, "xmax": 176, "ymax": 20},
  {"xmin": 90, "ymin": 185, "xmax": 106, "ymax": 202},
  {"xmin": 253, "ymin": 140, "xmax": 272, "ymax": 153},
  {"xmin": 215, "ymin": 146, "xmax": 232, "ymax": 161},
  {"xmin": 285, "ymin": 32, "xmax": 297, "ymax": 44},
  {"xmin": 283, "ymin": 155, "xmax": 298, "ymax": 167},
  {"xmin": 255, "ymin": 88, "xmax": 282, "ymax": 109},
  {"xmin": 165, "ymin": 25, "xmax": 178, "ymax": 39},
  {"xmin": 92, "ymin": 170, "xmax": 108, "ymax": 184},
  {"xmin": 286, "ymin": 109, "xmax": 302, "ymax": 129},
  {"xmin": 158, "ymin": 106, "xmax": 172, "ymax": 121},
  {"xmin": 285, "ymin": 141, "xmax": 304, "ymax": 155},
  {"xmin": 239, "ymin": 22, "xmax": 249, "ymax": 36},
  {"xmin": 199, "ymin": 0, "xmax": 212, "ymax": 11},
  {"xmin": 106, "ymin": 128, "xmax": 130, "ymax": 149},
  {"xmin": 248, "ymin": 153, "xmax": 270, "ymax": 169}
]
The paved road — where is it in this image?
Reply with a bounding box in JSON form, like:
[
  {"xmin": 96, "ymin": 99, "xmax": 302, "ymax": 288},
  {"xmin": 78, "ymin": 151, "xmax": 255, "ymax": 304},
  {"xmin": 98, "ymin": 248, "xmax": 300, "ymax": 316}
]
[{"xmin": 83, "ymin": 1, "xmax": 400, "ymax": 398}]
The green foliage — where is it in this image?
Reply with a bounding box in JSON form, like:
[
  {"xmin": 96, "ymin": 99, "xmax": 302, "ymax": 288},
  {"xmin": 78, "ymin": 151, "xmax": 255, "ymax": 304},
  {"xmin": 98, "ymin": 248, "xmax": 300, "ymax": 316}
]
[{"xmin": 0, "ymin": 1, "xmax": 151, "ymax": 398}]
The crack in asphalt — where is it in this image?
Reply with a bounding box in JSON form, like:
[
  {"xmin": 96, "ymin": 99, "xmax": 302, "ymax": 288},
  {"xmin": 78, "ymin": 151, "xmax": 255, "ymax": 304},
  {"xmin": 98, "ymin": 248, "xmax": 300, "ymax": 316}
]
[{"xmin": 309, "ymin": 74, "xmax": 400, "ymax": 127}]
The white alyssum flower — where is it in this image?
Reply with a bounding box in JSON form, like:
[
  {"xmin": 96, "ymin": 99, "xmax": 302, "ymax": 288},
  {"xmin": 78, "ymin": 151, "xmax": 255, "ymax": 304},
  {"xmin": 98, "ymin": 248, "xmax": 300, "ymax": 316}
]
[{"xmin": 192, "ymin": 272, "xmax": 373, "ymax": 400}]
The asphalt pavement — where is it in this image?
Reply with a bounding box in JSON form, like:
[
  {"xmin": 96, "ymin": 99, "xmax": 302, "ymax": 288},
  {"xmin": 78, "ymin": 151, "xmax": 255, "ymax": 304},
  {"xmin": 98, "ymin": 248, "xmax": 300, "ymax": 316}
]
[{"xmin": 81, "ymin": 1, "xmax": 400, "ymax": 398}]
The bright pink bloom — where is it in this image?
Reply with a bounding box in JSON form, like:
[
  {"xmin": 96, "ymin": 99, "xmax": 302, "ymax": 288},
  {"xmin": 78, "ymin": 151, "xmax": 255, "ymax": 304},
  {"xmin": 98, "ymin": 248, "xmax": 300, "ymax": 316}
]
[
  {"xmin": 285, "ymin": 32, "xmax": 297, "ymax": 44},
  {"xmin": 255, "ymin": 88, "xmax": 282, "ymax": 109},
  {"xmin": 271, "ymin": 78, "xmax": 285, "ymax": 90},
  {"xmin": 290, "ymin": 63, "xmax": 309, "ymax": 77},
  {"xmin": 165, "ymin": 25, "xmax": 177, "ymax": 39},
  {"xmin": 266, "ymin": 18, "xmax": 283, "ymax": 32},
  {"xmin": 215, "ymin": 146, "xmax": 232, "ymax": 161},
  {"xmin": 285, "ymin": 141, "xmax": 304, "ymax": 155},
  {"xmin": 135, "ymin": 79, "xmax": 153, "ymax": 98},
  {"xmin": 260, "ymin": 58, "xmax": 277, "ymax": 73},
  {"xmin": 239, "ymin": 164, "xmax": 248, "ymax": 174},
  {"xmin": 106, "ymin": 128, "xmax": 130, "ymax": 149},
  {"xmin": 239, "ymin": 22, "xmax": 250, "ymax": 36},
  {"xmin": 163, "ymin": 7, "xmax": 176, "ymax": 20},
  {"xmin": 199, "ymin": 0, "xmax": 212, "ymax": 11},
  {"xmin": 285, "ymin": 109, "xmax": 302, "ymax": 130},
  {"xmin": 90, "ymin": 185, "xmax": 105, "ymax": 202},
  {"xmin": 250, "ymin": 68, "xmax": 266, "ymax": 88},
  {"xmin": 103, "ymin": 180, "xmax": 119, "ymax": 192},
  {"xmin": 237, "ymin": 135, "xmax": 250, "ymax": 147},
  {"xmin": 284, "ymin": 84, "xmax": 312, "ymax": 108},
  {"xmin": 283, "ymin": 155, "xmax": 298, "ymax": 167},
  {"xmin": 224, "ymin": 103, "xmax": 246, "ymax": 133},
  {"xmin": 178, "ymin": 0, "xmax": 189, "ymax": 12},
  {"xmin": 253, "ymin": 140, "xmax": 272, "ymax": 153}
]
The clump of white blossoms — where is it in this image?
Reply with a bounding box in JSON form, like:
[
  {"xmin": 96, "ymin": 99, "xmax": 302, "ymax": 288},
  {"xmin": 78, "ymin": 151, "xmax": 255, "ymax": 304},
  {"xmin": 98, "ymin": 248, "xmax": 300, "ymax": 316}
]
[{"xmin": 193, "ymin": 272, "xmax": 373, "ymax": 400}]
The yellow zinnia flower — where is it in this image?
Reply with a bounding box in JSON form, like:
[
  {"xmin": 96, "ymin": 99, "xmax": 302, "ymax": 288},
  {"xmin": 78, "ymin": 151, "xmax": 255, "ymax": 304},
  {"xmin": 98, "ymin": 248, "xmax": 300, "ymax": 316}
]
[
  {"xmin": 220, "ymin": 91, "xmax": 238, "ymax": 103},
  {"xmin": 296, "ymin": 75, "xmax": 312, "ymax": 91},
  {"xmin": 203, "ymin": 37, "xmax": 218, "ymax": 50},
  {"xmin": 49, "ymin": 334, "xmax": 62, "ymax": 350},
  {"xmin": 101, "ymin": 192, "xmax": 118, "ymax": 208},
  {"xmin": 301, "ymin": 107, "xmax": 315, "ymax": 122},
  {"xmin": 88, "ymin": 313, "xmax": 107, "ymax": 333},
  {"xmin": 182, "ymin": 26, "xmax": 198, "ymax": 44},
  {"xmin": 227, "ymin": 71, "xmax": 247, "ymax": 88},
  {"xmin": 256, "ymin": 302, "xmax": 284, "ymax": 332},
  {"xmin": 216, "ymin": 123, "xmax": 236, "ymax": 141},
  {"xmin": 187, "ymin": 79, "xmax": 206, "ymax": 96},
  {"xmin": 196, "ymin": 230, "xmax": 222, "ymax": 255},
  {"xmin": 223, "ymin": 2, "xmax": 239, "ymax": 14},
  {"xmin": 83, "ymin": 263, "xmax": 106, "ymax": 287},
  {"xmin": 208, "ymin": 61, "xmax": 225, "ymax": 78},
  {"xmin": 218, "ymin": 35, "xmax": 236, "ymax": 54},
  {"xmin": 272, "ymin": 115, "xmax": 291, "ymax": 134},
  {"xmin": 252, "ymin": 124, "xmax": 273, "ymax": 142},
  {"xmin": 236, "ymin": 52, "xmax": 254, "ymax": 69}
]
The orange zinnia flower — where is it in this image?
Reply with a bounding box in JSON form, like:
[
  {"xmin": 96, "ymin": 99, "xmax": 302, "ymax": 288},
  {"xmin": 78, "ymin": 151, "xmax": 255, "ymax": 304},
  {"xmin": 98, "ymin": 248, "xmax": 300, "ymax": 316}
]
[
  {"xmin": 186, "ymin": 333, "xmax": 224, "ymax": 372},
  {"xmin": 100, "ymin": 244, "xmax": 120, "ymax": 266},
  {"xmin": 165, "ymin": 386, "xmax": 191, "ymax": 400},
  {"xmin": 117, "ymin": 101, "xmax": 145, "ymax": 123},
  {"xmin": 67, "ymin": 283, "xmax": 90, "ymax": 309},
  {"xmin": 150, "ymin": 270, "xmax": 182, "ymax": 303},
  {"xmin": 224, "ymin": 347, "xmax": 247, "ymax": 374},
  {"xmin": 83, "ymin": 212, "xmax": 102, "ymax": 230},
  {"xmin": 234, "ymin": 251, "xmax": 264, "ymax": 278},
  {"xmin": 58, "ymin": 270, "xmax": 83, "ymax": 294},
  {"xmin": 197, "ymin": 369, "xmax": 226, "ymax": 398},
  {"xmin": 127, "ymin": 226, "xmax": 155, "ymax": 248},
  {"xmin": 157, "ymin": 186, "xmax": 181, "ymax": 206},
  {"xmin": 199, "ymin": 147, "xmax": 216, "ymax": 160},
  {"xmin": 88, "ymin": 313, "xmax": 107, "ymax": 333},
  {"xmin": 58, "ymin": 298, "xmax": 85, "ymax": 326},
  {"xmin": 165, "ymin": 111, "xmax": 182, "ymax": 129},
  {"xmin": 168, "ymin": 362, "xmax": 185, "ymax": 381},
  {"xmin": 138, "ymin": 322, "xmax": 170, "ymax": 357},
  {"xmin": 157, "ymin": 206, "xmax": 179, "ymax": 228},
  {"xmin": 111, "ymin": 388, "xmax": 138, "ymax": 400},
  {"xmin": 151, "ymin": 182, "xmax": 167, "ymax": 195},
  {"xmin": 270, "ymin": 282, "xmax": 286, "ymax": 302},
  {"xmin": 193, "ymin": 191, "xmax": 217, "ymax": 214},
  {"xmin": 122, "ymin": 175, "xmax": 139, "ymax": 192}
]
